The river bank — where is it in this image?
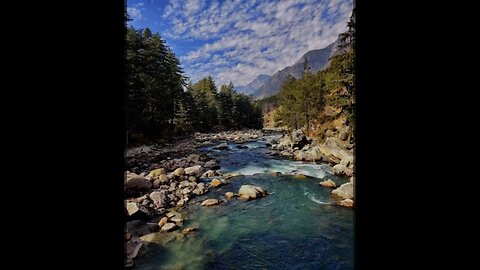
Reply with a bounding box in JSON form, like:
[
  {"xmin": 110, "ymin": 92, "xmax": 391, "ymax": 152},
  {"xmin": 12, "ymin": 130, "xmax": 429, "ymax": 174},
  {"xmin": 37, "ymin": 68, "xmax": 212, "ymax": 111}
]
[{"xmin": 125, "ymin": 129, "xmax": 355, "ymax": 269}]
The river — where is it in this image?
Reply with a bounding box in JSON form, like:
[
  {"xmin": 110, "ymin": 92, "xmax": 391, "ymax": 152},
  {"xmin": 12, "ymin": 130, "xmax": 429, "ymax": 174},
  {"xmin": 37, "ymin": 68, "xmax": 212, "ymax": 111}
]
[{"xmin": 134, "ymin": 135, "xmax": 354, "ymax": 270}]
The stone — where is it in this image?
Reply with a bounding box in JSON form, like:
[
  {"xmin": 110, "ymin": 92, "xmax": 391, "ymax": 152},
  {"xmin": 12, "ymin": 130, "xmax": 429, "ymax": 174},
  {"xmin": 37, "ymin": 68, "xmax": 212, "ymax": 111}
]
[
  {"xmin": 187, "ymin": 154, "xmax": 200, "ymax": 163},
  {"xmin": 171, "ymin": 217, "xmax": 183, "ymax": 225},
  {"xmin": 317, "ymin": 137, "xmax": 352, "ymax": 164},
  {"xmin": 238, "ymin": 185, "xmax": 267, "ymax": 201},
  {"xmin": 125, "ymin": 237, "xmax": 143, "ymax": 259},
  {"xmin": 201, "ymin": 170, "xmax": 216, "ymax": 178},
  {"xmin": 173, "ymin": 168, "xmax": 185, "ymax": 177},
  {"xmin": 201, "ymin": 198, "xmax": 219, "ymax": 206},
  {"xmin": 213, "ymin": 143, "xmax": 228, "ymax": 150},
  {"xmin": 176, "ymin": 200, "xmax": 185, "ymax": 206},
  {"xmin": 293, "ymin": 174, "xmax": 307, "ymax": 179},
  {"xmin": 210, "ymin": 179, "xmax": 223, "ymax": 187},
  {"xmin": 204, "ymin": 160, "xmax": 220, "ymax": 169},
  {"xmin": 149, "ymin": 191, "xmax": 167, "ymax": 204},
  {"xmin": 126, "ymin": 202, "xmax": 139, "ymax": 216},
  {"xmin": 185, "ymin": 165, "xmax": 202, "ymax": 176},
  {"xmin": 338, "ymin": 198, "xmax": 354, "ymax": 208},
  {"xmin": 332, "ymin": 164, "xmax": 353, "ymax": 177},
  {"xmin": 225, "ymin": 192, "xmax": 234, "ymax": 200},
  {"xmin": 319, "ymin": 179, "xmax": 337, "ymax": 188},
  {"xmin": 161, "ymin": 223, "xmax": 177, "ymax": 232},
  {"xmin": 181, "ymin": 187, "xmax": 192, "ymax": 195},
  {"xmin": 166, "ymin": 212, "xmax": 175, "ymax": 218},
  {"xmin": 125, "ymin": 176, "xmax": 152, "ymax": 195},
  {"xmin": 188, "ymin": 176, "xmax": 197, "ymax": 182},
  {"xmin": 183, "ymin": 227, "xmax": 199, "ymax": 235},
  {"xmin": 331, "ymin": 182, "xmax": 354, "ymax": 199},
  {"xmin": 179, "ymin": 181, "xmax": 191, "ymax": 189},
  {"xmin": 223, "ymin": 172, "xmax": 241, "ymax": 180},
  {"xmin": 147, "ymin": 168, "xmax": 166, "ymax": 178},
  {"xmin": 340, "ymin": 156, "xmax": 353, "ymax": 167},
  {"xmin": 158, "ymin": 174, "xmax": 168, "ymax": 183},
  {"xmin": 158, "ymin": 217, "xmax": 169, "ymax": 227}
]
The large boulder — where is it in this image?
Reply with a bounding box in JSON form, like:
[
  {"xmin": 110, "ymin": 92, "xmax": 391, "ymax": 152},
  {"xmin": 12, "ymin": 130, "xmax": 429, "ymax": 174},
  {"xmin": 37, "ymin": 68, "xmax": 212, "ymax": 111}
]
[
  {"xmin": 294, "ymin": 150, "xmax": 308, "ymax": 161},
  {"xmin": 332, "ymin": 164, "xmax": 353, "ymax": 177},
  {"xmin": 238, "ymin": 185, "xmax": 267, "ymax": 201},
  {"xmin": 277, "ymin": 136, "xmax": 293, "ymax": 149},
  {"xmin": 305, "ymin": 146, "xmax": 323, "ymax": 161},
  {"xmin": 125, "ymin": 236, "xmax": 143, "ymax": 259},
  {"xmin": 126, "ymin": 202, "xmax": 154, "ymax": 219},
  {"xmin": 201, "ymin": 198, "xmax": 219, "ymax": 206},
  {"xmin": 125, "ymin": 176, "xmax": 151, "ymax": 195},
  {"xmin": 291, "ymin": 129, "xmax": 309, "ymax": 149},
  {"xmin": 319, "ymin": 179, "xmax": 337, "ymax": 188},
  {"xmin": 331, "ymin": 182, "xmax": 354, "ymax": 199},
  {"xmin": 185, "ymin": 165, "xmax": 202, "ymax": 176},
  {"xmin": 317, "ymin": 137, "xmax": 352, "ymax": 164},
  {"xmin": 149, "ymin": 191, "xmax": 167, "ymax": 208}
]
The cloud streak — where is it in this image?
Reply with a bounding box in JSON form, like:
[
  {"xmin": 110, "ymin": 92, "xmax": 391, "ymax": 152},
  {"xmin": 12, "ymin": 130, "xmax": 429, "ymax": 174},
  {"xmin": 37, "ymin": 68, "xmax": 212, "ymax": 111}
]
[{"xmin": 162, "ymin": 0, "xmax": 353, "ymax": 86}]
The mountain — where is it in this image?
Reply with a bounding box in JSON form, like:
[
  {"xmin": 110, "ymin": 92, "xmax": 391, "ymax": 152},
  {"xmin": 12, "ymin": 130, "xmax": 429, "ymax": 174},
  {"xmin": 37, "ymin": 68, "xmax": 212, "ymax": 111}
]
[
  {"xmin": 252, "ymin": 40, "xmax": 340, "ymax": 100},
  {"xmin": 234, "ymin": 74, "xmax": 271, "ymax": 96}
]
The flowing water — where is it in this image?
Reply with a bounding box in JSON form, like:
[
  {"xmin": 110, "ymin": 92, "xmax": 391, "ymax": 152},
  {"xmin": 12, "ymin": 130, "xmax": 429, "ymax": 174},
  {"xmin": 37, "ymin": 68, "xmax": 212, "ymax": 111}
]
[{"xmin": 135, "ymin": 136, "xmax": 354, "ymax": 270}]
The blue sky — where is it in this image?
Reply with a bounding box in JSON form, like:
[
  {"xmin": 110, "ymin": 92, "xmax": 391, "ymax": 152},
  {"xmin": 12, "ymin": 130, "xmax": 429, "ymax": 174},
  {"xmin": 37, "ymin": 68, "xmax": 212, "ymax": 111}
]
[{"xmin": 127, "ymin": 0, "xmax": 353, "ymax": 87}]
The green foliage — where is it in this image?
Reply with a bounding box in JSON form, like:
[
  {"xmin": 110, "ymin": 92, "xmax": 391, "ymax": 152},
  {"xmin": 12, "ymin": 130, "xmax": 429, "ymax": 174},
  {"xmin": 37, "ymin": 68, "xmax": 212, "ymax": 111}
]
[
  {"xmin": 275, "ymin": 10, "xmax": 355, "ymax": 140},
  {"xmin": 256, "ymin": 94, "xmax": 278, "ymax": 114},
  {"xmin": 125, "ymin": 26, "xmax": 185, "ymax": 137},
  {"xmin": 125, "ymin": 26, "xmax": 264, "ymax": 142}
]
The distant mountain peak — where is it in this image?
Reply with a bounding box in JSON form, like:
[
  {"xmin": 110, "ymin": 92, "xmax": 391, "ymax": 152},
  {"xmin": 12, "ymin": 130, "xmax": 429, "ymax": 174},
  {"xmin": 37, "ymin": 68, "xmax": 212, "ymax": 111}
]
[
  {"xmin": 234, "ymin": 74, "xmax": 272, "ymax": 96},
  {"xmin": 251, "ymin": 40, "xmax": 340, "ymax": 100}
]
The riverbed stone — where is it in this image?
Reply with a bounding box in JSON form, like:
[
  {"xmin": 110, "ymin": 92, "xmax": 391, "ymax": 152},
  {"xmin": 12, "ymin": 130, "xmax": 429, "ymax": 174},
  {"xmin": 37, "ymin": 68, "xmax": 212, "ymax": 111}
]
[
  {"xmin": 213, "ymin": 143, "xmax": 228, "ymax": 150},
  {"xmin": 185, "ymin": 165, "xmax": 202, "ymax": 176},
  {"xmin": 187, "ymin": 154, "xmax": 200, "ymax": 163},
  {"xmin": 319, "ymin": 179, "xmax": 337, "ymax": 188},
  {"xmin": 210, "ymin": 179, "xmax": 223, "ymax": 187},
  {"xmin": 201, "ymin": 198, "xmax": 219, "ymax": 206},
  {"xmin": 225, "ymin": 192, "xmax": 234, "ymax": 199},
  {"xmin": 338, "ymin": 198, "xmax": 354, "ymax": 208},
  {"xmin": 158, "ymin": 217, "xmax": 168, "ymax": 227},
  {"xmin": 331, "ymin": 182, "xmax": 354, "ymax": 199},
  {"xmin": 238, "ymin": 185, "xmax": 267, "ymax": 201},
  {"xmin": 204, "ymin": 160, "xmax": 219, "ymax": 169},
  {"xmin": 333, "ymin": 164, "xmax": 353, "ymax": 177},
  {"xmin": 161, "ymin": 223, "xmax": 177, "ymax": 232},
  {"xmin": 147, "ymin": 168, "xmax": 166, "ymax": 178}
]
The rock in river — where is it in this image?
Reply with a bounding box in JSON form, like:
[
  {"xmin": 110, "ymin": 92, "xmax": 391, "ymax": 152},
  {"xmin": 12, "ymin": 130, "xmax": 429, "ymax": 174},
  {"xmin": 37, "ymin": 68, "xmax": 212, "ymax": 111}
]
[
  {"xmin": 210, "ymin": 179, "xmax": 223, "ymax": 187},
  {"xmin": 201, "ymin": 198, "xmax": 219, "ymax": 206},
  {"xmin": 185, "ymin": 165, "xmax": 202, "ymax": 176},
  {"xmin": 161, "ymin": 222, "xmax": 177, "ymax": 232},
  {"xmin": 213, "ymin": 143, "xmax": 228, "ymax": 150},
  {"xmin": 225, "ymin": 192, "xmax": 234, "ymax": 200},
  {"xmin": 338, "ymin": 198, "xmax": 354, "ymax": 208},
  {"xmin": 319, "ymin": 179, "xmax": 337, "ymax": 188},
  {"xmin": 331, "ymin": 182, "xmax": 354, "ymax": 199},
  {"xmin": 238, "ymin": 185, "xmax": 267, "ymax": 201}
]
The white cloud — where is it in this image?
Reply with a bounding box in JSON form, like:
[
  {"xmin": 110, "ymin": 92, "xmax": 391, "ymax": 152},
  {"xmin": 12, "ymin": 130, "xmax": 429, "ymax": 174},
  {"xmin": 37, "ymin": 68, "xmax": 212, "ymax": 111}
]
[
  {"xmin": 127, "ymin": 7, "xmax": 142, "ymax": 21},
  {"xmin": 162, "ymin": 0, "xmax": 353, "ymax": 86}
]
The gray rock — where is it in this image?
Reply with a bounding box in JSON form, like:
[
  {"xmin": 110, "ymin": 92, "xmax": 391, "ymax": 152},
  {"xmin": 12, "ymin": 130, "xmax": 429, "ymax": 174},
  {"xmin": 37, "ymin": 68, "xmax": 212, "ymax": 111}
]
[
  {"xmin": 331, "ymin": 182, "xmax": 354, "ymax": 199},
  {"xmin": 185, "ymin": 165, "xmax": 202, "ymax": 176},
  {"xmin": 332, "ymin": 164, "xmax": 353, "ymax": 177},
  {"xmin": 204, "ymin": 160, "xmax": 219, "ymax": 169},
  {"xmin": 161, "ymin": 222, "xmax": 177, "ymax": 232},
  {"xmin": 187, "ymin": 154, "xmax": 200, "ymax": 163},
  {"xmin": 238, "ymin": 185, "xmax": 267, "ymax": 201},
  {"xmin": 173, "ymin": 168, "xmax": 185, "ymax": 177},
  {"xmin": 319, "ymin": 179, "xmax": 337, "ymax": 188},
  {"xmin": 188, "ymin": 176, "xmax": 197, "ymax": 182},
  {"xmin": 213, "ymin": 143, "xmax": 228, "ymax": 150},
  {"xmin": 179, "ymin": 180, "xmax": 191, "ymax": 189},
  {"xmin": 201, "ymin": 198, "xmax": 219, "ymax": 206},
  {"xmin": 125, "ymin": 176, "xmax": 152, "ymax": 195}
]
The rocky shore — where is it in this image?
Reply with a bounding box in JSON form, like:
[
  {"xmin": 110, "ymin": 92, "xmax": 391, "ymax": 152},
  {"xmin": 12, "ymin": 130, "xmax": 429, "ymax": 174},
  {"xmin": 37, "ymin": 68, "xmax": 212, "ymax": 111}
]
[
  {"xmin": 124, "ymin": 128, "xmax": 354, "ymax": 267},
  {"xmin": 265, "ymin": 128, "xmax": 355, "ymax": 208},
  {"xmin": 124, "ymin": 130, "xmax": 268, "ymax": 268}
]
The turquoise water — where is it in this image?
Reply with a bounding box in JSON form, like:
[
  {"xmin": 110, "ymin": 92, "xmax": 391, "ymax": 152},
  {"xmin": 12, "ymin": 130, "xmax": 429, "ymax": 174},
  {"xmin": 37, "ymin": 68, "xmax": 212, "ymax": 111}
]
[{"xmin": 134, "ymin": 138, "xmax": 354, "ymax": 270}]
